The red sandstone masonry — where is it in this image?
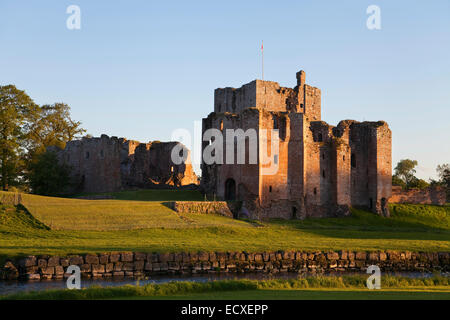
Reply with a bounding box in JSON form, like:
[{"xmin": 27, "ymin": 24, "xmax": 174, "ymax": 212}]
[
  {"xmin": 1, "ymin": 250, "xmax": 448, "ymax": 281},
  {"xmin": 390, "ymin": 186, "xmax": 446, "ymax": 205}
]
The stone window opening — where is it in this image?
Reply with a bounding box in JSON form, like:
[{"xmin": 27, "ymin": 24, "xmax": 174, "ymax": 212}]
[
  {"xmin": 273, "ymin": 116, "xmax": 279, "ymax": 130},
  {"xmin": 322, "ymin": 170, "xmax": 325, "ymax": 178},
  {"xmin": 269, "ymin": 186, "xmax": 272, "ymax": 193},
  {"xmin": 85, "ymin": 151, "xmax": 90, "ymax": 159},
  {"xmin": 218, "ymin": 104, "xmax": 222, "ymax": 112},
  {"xmin": 343, "ymin": 155, "xmax": 345, "ymax": 161},
  {"xmin": 274, "ymin": 154, "xmax": 278, "ymax": 165},
  {"xmin": 322, "ymin": 153, "xmax": 325, "ymax": 160},
  {"xmin": 369, "ymin": 198, "xmax": 373, "ymax": 209},
  {"xmin": 279, "ymin": 117, "xmax": 286, "ymax": 141},
  {"xmin": 100, "ymin": 150, "xmax": 104, "ymax": 158},
  {"xmin": 351, "ymin": 154, "xmax": 356, "ymax": 168},
  {"xmin": 318, "ymin": 133, "xmax": 323, "ymax": 142},
  {"xmin": 313, "ymin": 187, "xmax": 317, "ymax": 195}
]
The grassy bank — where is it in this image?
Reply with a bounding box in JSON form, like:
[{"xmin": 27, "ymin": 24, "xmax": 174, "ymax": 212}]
[
  {"xmin": 2, "ymin": 275, "xmax": 449, "ymax": 300},
  {"xmin": 0, "ymin": 191, "xmax": 449, "ymax": 260}
]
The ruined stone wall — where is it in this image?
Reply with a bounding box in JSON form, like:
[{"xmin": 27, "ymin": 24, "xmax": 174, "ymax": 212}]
[
  {"xmin": 390, "ymin": 186, "xmax": 446, "ymax": 205},
  {"xmin": 3, "ymin": 250, "xmax": 448, "ymax": 281},
  {"xmin": 58, "ymin": 135, "xmax": 122, "ymax": 193},
  {"xmin": 55, "ymin": 135, "xmax": 198, "ymax": 194}
]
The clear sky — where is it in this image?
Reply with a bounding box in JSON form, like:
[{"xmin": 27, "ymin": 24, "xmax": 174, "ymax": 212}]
[{"xmin": 1, "ymin": 0, "xmax": 449, "ymax": 179}]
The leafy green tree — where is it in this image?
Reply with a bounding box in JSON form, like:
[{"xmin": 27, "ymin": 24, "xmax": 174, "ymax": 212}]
[
  {"xmin": 409, "ymin": 177, "xmax": 429, "ymax": 189},
  {"xmin": 25, "ymin": 103, "xmax": 85, "ymax": 158},
  {"xmin": 28, "ymin": 149, "xmax": 71, "ymax": 196},
  {"xmin": 392, "ymin": 175, "xmax": 406, "ymax": 188},
  {"xmin": 0, "ymin": 85, "xmax": 39, "ymax": 190},
  {"xmin": 433, "ymin": 164, "xmax": 450, "ymax": 200},
  {"xmin": 393, "ymin": 159, "xmax": 418, "ymax": 189}
]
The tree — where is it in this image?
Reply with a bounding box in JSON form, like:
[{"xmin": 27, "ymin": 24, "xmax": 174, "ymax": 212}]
[
  {"xmin": 25, "ymin": 103, "xmax": 85, "ymax": 158},
  {"xmin": 28, "ymin": 149, "xmax": 71, "ymax": 196},
  {"xmin": 409, "ymin": 177, "xmax": 429, "ymax": 189},
  {"xmin": 393, "ymin": 159, "xmax": 418, "ymax": 189},
  {"xmin": 392, "ymin": 175, "xmax": 406, "ymax": 189},
  {"xmin": 0, "ymin": 85, "xmax": 39, "ymax": 190},
  {"xmin": 434, "ymin": 164, "xmax": 450, "ymax": 200}
]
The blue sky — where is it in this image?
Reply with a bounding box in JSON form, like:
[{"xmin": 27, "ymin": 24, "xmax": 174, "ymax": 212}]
[{"xmin": 1, "ymin": 0, "xmax": 449, "ymax": 179}]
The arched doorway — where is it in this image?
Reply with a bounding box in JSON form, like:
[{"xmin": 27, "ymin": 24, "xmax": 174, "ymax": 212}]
[{"xmin": 225, "ymin": 178, "xmax": 236, "ymax": 200}]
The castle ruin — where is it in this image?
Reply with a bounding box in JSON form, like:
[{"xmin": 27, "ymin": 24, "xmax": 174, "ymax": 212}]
[
  {"xmin": 53, "ymin": 135, "xmax": 199, "ymax": 194},
  {"xmin": 201, "ymin": 70, "xmax": 392, "ymax": 219}
]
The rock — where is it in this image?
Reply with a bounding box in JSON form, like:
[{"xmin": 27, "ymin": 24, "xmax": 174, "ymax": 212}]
[
  {"xmin": 27, "ymin": 273, "xmax": 41, "ymax": 281},
  {"xmin": 327, "ymin": 252, "xmax": 339, "ymax": 260},
  {"xmin": 92, "ymin": 264, "xmax": 105, "ymax": 273},
  {"xmin": 55, "ymin": 266, "xmax": 64, "ymax": 275},
  {"xmin": 60, "ymin": 258, "xmax": 70, "ymax": 267},
  {"xmin": 80, "ymin": 264, "xmax": 91, "ymax": 273},
  {"xmin": 69, "ymin": 255, "xmax": 84, "ymax": 265},
  {"xmin": 198, "ymin": 252, "xmax": 209, "ymax": 262},
  {"xmin": 355, "ymin": 252, "xmax": 367, "ymax": 260},
  {"xmin": 40, "ymin": 267, "xmax": 55, "ymax": 275},
  {"xmin": 121, "ymin": 252, "xmax": 134, "ymax": 262},
  {"xmin": 37, "ymin": 259, "xmax": 47, "ymax": 268},
  {"xmin": 47, "ymin": 256, "xmax": 60, "ymax": 267},
  {"xmin": 134, "ymin": 261, "xmax": 145, "ymax": 271},
  {"xmin": 110, "ymin": 253, "xmax": 120, "ymax": 263},
  {"xmin": 85, "ymin": 254, "xmax": 99, "ymax": 264},
  {"xmin": 99, "ymin": 254, "xmax": 109, "ymax": 264},
  {"xmin": 19, "ymin": 256, "xmax": 37, "ymax": 268},
  {"xmin": 134, "ymin": 252, "xmax": 146, "ymax": 261},
  {"xmin": 105, "ymin": 263, "xmax": 114, "ymax": 273}
]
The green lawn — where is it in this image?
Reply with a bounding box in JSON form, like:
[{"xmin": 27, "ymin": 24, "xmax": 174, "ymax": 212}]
[
  {"xmin": 131, "ymin": 288, "xmax": 450, "ymax": 300},
  {"xmin": 2, "ymin": 276, "xmax": 449, "ymax": 300},
  {"xmin": 0, "ymin": 190, "xmax": 449, "ymax": 260}
]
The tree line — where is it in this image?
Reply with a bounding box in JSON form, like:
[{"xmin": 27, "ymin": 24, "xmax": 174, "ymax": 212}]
[
  {"xmin": 0, "ymin": 84, "xmax": 85, "ymax": 195},
  {"xmin": 393, "ymin": 159, "xmax": 449, "ymax": 199}
]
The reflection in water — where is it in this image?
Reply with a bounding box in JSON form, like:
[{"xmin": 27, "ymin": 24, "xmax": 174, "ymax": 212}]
[{"xmin": 0, "ymin": 271, "xmax": 444, "ymax": 296}]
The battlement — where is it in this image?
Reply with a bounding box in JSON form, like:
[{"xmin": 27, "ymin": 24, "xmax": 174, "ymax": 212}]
[{"xmin": 214, "ymin": 71, "xmax": 321, "ymax": 121}]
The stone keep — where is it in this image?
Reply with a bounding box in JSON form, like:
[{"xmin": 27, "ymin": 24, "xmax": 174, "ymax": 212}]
[
  {"xmin": 53, "ymin": 135, "xmax": 198, "ymax": 193},
  {"xmin": 201, "ymin": 70, "xmax": 392, "ymax": 219}
]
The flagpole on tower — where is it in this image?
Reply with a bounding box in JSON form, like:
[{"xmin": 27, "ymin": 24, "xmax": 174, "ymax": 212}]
[{"xmin": 261, "ymin": 40, "xmax": 264, "ymax": 81}]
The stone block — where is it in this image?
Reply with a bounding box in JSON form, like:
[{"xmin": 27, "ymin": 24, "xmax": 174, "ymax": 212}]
[
  {"xmin": 85, "ymin": 254, "xmax": 99, "ymax": 265},
  {"xmin": 121, "ymin": 252, "xmax": 134, "ymax": 262},
  {"xmin": 134, "ymin": 252, "xmax": 146, "ymax": 261},
  {"xmin": 69, "ymin": 255, "xmax": 84, "ymax": 265},
  {"xmin": 99, "ymin": 254, "xmax": 109, "ymax": 264},
  {"xmin": 110, "ymin": 253, "xmax": 120, "ymax": 263}
]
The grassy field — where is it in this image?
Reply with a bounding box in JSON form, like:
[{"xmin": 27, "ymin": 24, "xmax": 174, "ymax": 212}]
[
  {"xmin": 2, "ymin": 275, "xmax": 449, "ymax": 300},
  {"xmin": 0, "ymin": 190, "xmax": 449, "ymax": 260}
]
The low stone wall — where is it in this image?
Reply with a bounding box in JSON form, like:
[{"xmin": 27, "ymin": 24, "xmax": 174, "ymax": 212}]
[
  {"xmin": 165, "ymin": 201, "xmax": 235, "ymax": 217},
  {"xmin": 1, "ymin": 250, "xmax": 448, "ymax": 281},
  {"xmin": 390, "ymin": 186, "xmax": 446, "ymax": 205}
]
